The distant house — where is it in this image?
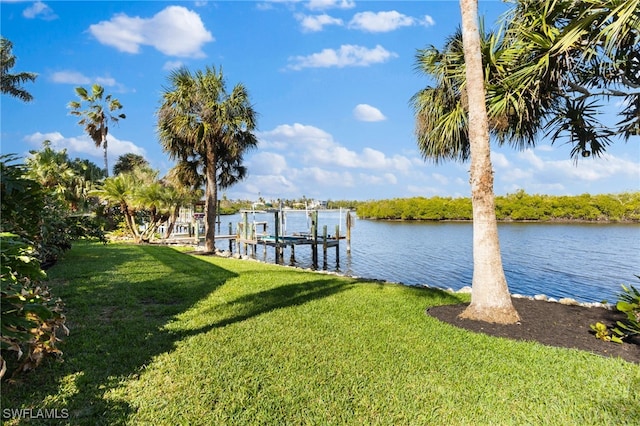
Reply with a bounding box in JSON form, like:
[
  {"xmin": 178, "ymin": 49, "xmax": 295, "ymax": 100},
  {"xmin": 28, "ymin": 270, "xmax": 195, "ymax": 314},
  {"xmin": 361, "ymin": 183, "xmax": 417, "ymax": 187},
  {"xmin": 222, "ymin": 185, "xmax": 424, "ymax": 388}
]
[{"xmin": 309, "ymin": 200, "xmax": 327, "ymax": 209}]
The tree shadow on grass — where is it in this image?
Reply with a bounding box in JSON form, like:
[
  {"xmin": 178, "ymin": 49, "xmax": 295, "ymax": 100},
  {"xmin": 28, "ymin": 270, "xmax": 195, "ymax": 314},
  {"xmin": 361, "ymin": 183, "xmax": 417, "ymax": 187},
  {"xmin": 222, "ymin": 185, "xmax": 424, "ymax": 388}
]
[
  {"xmin": 179, "ymin": 277, "xmax": 354, "ymax": 335},
  {"xmin": 0, "ymin": 243, "xmax": 356, "ymax": 425},
  {"xmin": 1, "ymin": 243, "xmax": 237, "ymax": 425}
]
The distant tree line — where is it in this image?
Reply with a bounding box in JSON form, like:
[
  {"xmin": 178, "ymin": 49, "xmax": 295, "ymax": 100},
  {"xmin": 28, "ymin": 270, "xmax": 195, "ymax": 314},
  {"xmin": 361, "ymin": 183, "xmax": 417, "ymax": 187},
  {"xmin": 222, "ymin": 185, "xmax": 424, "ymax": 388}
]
[{"xmin": 356, "ymin": 191, "xmax": 640, "ymax": 222}]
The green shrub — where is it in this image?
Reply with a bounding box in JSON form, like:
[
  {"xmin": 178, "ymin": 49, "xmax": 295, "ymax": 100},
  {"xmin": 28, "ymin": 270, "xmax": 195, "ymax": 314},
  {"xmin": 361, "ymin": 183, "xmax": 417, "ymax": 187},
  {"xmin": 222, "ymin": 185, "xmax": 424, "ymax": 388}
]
[
  {"xmin": 0, "ymin": 233, "xmax": 67, "ymax": 380},
  {"xmin": 591, "ymin": 276, "xmax": 640, "ymax": 344},
  {"xmin": 590, "ymin": 322, "xmax": 623, "ymax": 343},
  {"xmin": 612, "ymin": 278, "xmax": 640, "ymax": 341}
]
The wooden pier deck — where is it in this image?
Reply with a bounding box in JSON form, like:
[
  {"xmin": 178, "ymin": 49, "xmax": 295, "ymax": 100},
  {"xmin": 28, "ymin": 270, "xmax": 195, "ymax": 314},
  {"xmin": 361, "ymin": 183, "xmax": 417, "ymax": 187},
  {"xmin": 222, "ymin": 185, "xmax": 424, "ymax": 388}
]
[
  {"xmin": 234, "ymin": 209, "xmax": 352, "ymax": 268},
  {"xmin": 166, "ymin": 209, "xmax": 353, "ymax": 270}
]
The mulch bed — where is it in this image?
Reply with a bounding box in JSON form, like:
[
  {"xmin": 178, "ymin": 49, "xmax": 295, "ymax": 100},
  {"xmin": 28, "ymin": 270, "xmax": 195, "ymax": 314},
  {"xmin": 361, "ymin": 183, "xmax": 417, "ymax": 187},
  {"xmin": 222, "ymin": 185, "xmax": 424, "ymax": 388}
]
[{"xmin": 427, "ymin": 297, "xmax": 639, "ymax": 364}]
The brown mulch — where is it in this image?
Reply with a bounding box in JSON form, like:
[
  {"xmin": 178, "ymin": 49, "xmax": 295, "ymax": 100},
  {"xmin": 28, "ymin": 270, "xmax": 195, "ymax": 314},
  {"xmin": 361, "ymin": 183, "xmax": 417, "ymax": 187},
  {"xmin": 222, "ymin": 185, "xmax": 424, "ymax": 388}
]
[{"xmin": 427, "ymin": 297, "xmax": 639, "ymax": 364}]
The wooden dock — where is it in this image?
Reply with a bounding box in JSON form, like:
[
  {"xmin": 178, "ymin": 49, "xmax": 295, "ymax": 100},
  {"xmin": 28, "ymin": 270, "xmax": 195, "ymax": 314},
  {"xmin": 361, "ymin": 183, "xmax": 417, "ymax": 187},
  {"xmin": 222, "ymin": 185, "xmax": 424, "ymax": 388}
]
[{"xmin": 234, "ymin": 210, "xmax": 352, "ymax": 269}]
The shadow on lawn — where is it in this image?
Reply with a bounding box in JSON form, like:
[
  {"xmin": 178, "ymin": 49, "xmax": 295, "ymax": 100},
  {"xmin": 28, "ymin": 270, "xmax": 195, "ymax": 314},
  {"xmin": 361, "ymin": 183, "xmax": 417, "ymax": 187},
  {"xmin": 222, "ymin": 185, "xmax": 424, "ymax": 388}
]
[
  {"xmin": 0, "ymin": 243, "xmax": 357, "ymax": 425},
  {"xmin": 182, "ymin": 277, "xmax": 354, "ymax": 334},
  {"xmin": 1, "ymin": 243, "xmax": 237, "ymax": 425}
]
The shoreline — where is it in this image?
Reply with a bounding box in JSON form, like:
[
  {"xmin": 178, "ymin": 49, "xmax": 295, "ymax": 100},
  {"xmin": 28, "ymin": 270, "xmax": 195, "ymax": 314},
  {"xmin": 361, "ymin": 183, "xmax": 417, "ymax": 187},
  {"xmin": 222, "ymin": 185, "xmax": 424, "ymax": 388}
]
[
  {"xmin": 358, "ymin": 217, "xmax": 640, "ymax": 224},
  {"xmin": 181, "ymin": 243, "xmax": 616, "ymax": 310}
]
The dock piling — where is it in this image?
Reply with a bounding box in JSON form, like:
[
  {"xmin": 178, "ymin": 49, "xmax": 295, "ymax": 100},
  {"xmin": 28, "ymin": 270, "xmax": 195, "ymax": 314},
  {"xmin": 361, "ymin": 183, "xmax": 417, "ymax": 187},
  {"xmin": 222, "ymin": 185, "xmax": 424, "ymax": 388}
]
[
  {"xmin": 311, "ymin": 211, "xmax": 318, "ymax": 269},
  {"xmin": 335, "ymin": 224, "xmax": 340, "ymax": 267},
  {"xmin": 322, "ymin": 225, "xmax": 328, "ymax": 270}
]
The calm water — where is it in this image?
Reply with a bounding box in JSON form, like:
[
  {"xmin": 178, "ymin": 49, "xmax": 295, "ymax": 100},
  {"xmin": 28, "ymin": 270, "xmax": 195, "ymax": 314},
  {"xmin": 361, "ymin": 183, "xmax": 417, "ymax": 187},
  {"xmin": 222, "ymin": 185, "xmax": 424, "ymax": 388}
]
[{"xmin": 216, "ymin": 211, "xmax": 640, "ymax": 304}]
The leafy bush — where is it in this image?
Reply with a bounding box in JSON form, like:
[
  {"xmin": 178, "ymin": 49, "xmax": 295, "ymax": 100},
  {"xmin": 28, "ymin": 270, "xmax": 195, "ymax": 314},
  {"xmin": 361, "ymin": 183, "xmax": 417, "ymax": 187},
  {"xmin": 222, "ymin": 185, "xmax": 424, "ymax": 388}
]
[
  {"xmin": 590, "ymin": 322, "xmax": 623, "ymax": 344},
  {"xmin": 612, "ymin": 279, "xmax": 640, "ymax": 340},
  {"xmin": 1, "ymin": 154, "xmax": 106, "ymax": 268},
  {"xmin": 357, "ymin": 191, "xmax": 640, "ymax": 221},
  {"xmin": 0, "ymin": 233, "xmax": 68, "ymax": 380},
  {"xmin": 591, "ymin": 277, "xmax": 640, "ymax": 344}
]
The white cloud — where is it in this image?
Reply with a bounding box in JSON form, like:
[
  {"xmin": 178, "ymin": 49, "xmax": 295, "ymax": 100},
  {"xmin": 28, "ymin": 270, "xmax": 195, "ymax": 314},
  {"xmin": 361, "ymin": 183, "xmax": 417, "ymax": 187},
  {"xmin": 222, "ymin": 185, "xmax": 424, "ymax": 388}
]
[
  {"xmin": 536, "ymin": 144, "xmax": 555, "ymax": 152},
  {"xmin": 24, "ymin": 131, "xmax": 146, "ymax": 165},
  {"xmin": 494, "ymin": 148, "xmax": 640, "ymax": 195},
  {"xmin": 359, "ymin": 172, "xmax": 397, "ymax": 186},
  {"xmin": 50, "ymin": 70, "xmax": 125, "ymax": 91},
  {"xmin": 259, "ymin": 123, "xmax": 334, "ymax": 149},
  {"xmin": 51, "ymin": 71, "xmax": 91, "ymax": 85},
  {"xmin": 432, "ymin": 173, "xmax": 449, "ymax": 185},
  {"xmin": 259, "ymin": 123, "xmax": 416, "ymax": 173},
  {"xmin": 501, "ymin": 167, "xmax": 533, "ymax": 182},
  {"xmin": 95, "ymin": 76, "xmax": 117, "ymax": 87},
  {"xmin": 287, "ymin": 44, "xmax": 397, "ymax": 70},
  {"xmin": 517, "ymin": 148, "xmax": 546, "ymax": 169},
  {"xmin": 247, "ymin": 174, "xmax": 298, "ymax": 196},
  {"xmin": 163, "ymin": 61, "xmax": 184, "ymax": 71},
  {"xmin": 248, "ymin": 152, "xmax": 288, "ymax": 175},
  {"xmin": 348, "ymin": 11, "xmax": 416, "ymax": 33},
  {"xmin": 549, "ymin": 154, "xmax": 640, "ymax": 182},
  {"xmin": 490, "ymin": 151, "xmax": 510, "ymax": 168},
  {"xmin": 242, "ymin": 123, "xmax": 460, "ymax": 200},
  {"xmin": 22, "ymin": 1, "xmax": 57, "ymax": 20},
  {"xmin": 307, "ymin": 0, "xmax": 355, "ymax": 11},
  {"xmin": 423, "ymin": 15, "xmax": 436, "ymax": 27},
  {"xmin": 89, "ymin": 6, "xmax": 213, "ymax": 57},
  {"xmin": 296, "ymin": 13, "xmax": 343, "ymax": 32},
  {"xmin": 407, "ymin": 184, "xmax": 446, "ymax": 196},
  {"xmin": 303, "ymin": 167, "xmax": 356, "ymax": 187},
  {"xmin": 353, "ymin": 104, "xmax": 386, "ymax": 122}
]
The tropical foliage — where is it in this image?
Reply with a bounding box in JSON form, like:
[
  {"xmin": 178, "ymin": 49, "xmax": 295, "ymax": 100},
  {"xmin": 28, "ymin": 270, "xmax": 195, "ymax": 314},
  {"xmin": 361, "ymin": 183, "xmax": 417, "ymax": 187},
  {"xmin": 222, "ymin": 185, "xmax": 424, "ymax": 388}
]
[
  {"xmin": 592, "ymin": 276, "xmax": 640, "ymax": 344},
  {"xmin": 499, "ymin": 0, "xmax": 640, "ymax": 155},
  {"xmin": 0, "ymin": 156, "xmax": 69, "ymax": 379},
  {"xmin": 113, "ymin": 153, "xmax": 149, "ymax": 176},
  {"xmin": 412, "ymin": 0, "xmax": 640, "ymax": 162},
  {"xmin": 157, "ymin": 66, "xmax": 258, "ymax": 252},
  {"xmin": 0, "ymin": 144, "xmax": 119, "ymax": 379},
  {"xmin": 69, "ymin": 84, "xmax": 126, "ymax": 177},
  {"xmin": 356, "ymin": 191, "xmax": 640, "ymax": 222},
  {"xmin": 613, "ymin": 278, "xmax": 640, "ymax": 340},
  {"xmin": 91, "ymin": 165, "xmax": 202, "ymax": 243},
  {"xmin": 26, "ymin": 140, "xmax": 105, "ymax": 213},
  {"xmin": 0, "ymin": 233, "xmax": 67, "ymax": 380},
  {"xmin": 0, "ymin": 37, "xmax": 37, "ymax": 102}
]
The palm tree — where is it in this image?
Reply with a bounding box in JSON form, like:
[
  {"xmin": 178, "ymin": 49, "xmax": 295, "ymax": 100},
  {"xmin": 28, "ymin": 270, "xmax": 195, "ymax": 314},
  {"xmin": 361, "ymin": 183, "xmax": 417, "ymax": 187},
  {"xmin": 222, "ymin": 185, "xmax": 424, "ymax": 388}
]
[
  {"xmin": 92, "ymin": 173, "xmax": 138, "ymax": 239},
  {"xmin": 0, "ymin": 37, "xmax": 37, "ymax": 102},
  {"xmin": 25, "ymin": 141, "xmax": 105, "ymax": 213},
  {"xmin": 498, "ymin": 0, "xmax": 640, "ymax": 156},
  {"xmin": 157, "ymin": 66, "xmax": 258, "ymax": 253},
  {"xmin": 414, "ymin": 0, "xmax": 639, "ymax": 162},
  {"xmin": 26, "ymin": 141, "xmax": 75, "ymax": 193},
  {"xmin": 91, "ymin": 166, "xmax": 163, "ymax": 243},
  {"xmin": 412, "ymin": 0, "xmax": 638, "ymax": 323},
  {"xmin": 412, "ymin": 6, "xmax": 521, "ymax": 323},
  {"xmin": 69, "ymin": 84, "xmax": 126, "ymax": 177},
  {"xmin": 456, "ymin": 0, "xmax": 519, "ymax": 324},
  {"xmin": 113, "ymin": 153, "xmax": 149, "ymax": 176}
]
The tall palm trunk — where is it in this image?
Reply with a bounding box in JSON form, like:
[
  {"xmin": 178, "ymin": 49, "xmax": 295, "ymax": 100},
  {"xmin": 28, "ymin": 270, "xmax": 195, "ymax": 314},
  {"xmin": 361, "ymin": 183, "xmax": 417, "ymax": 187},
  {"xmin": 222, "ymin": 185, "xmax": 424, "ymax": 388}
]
[
  {"xmin": 121, "ymin": 203, "xmax": 141, "ymax": 243},
  {"xmin": 204, "ymin": 148, "xmax": 217, "ymax": 253},
  {"xmin": 102, "ymin": 124, "xmax": 109, "ymax": 177},
  {"xmin": 458, "ymin": 0, "xmax": 519, "ymax": 324}
]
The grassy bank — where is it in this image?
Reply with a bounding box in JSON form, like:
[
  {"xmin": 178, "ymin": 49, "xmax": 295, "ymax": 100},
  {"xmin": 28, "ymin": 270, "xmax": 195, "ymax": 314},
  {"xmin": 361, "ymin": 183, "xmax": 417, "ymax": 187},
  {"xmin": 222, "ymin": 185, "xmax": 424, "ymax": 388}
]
[{"xmin": 2, "ymin": 242, "xmax": 639, "ymax": 425}]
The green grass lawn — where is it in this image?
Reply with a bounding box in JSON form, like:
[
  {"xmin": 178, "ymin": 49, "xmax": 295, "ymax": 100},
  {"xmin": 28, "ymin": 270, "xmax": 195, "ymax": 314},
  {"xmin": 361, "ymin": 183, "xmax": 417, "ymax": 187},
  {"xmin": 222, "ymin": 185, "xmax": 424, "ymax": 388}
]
[{"xmin": 2, "ymin": 241, "xmax": 639, "ymax": 425}]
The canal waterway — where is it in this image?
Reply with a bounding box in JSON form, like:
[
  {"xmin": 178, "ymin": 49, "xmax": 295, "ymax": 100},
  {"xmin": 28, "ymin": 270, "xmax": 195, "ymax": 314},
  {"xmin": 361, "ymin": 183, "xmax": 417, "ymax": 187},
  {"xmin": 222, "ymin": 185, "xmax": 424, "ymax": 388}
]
[{"xmin": 216, "ymin": 210, "xmax": 640, "ymax": 304}]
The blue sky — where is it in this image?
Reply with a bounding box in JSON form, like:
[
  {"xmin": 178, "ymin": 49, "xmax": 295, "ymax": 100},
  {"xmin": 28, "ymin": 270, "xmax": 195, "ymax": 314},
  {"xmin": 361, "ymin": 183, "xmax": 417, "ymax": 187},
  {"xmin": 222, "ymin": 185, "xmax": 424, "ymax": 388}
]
[{"xmin": 2, "ymin": 0, "xmax": 639, "ymax": 201}]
